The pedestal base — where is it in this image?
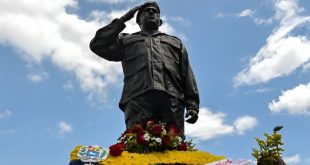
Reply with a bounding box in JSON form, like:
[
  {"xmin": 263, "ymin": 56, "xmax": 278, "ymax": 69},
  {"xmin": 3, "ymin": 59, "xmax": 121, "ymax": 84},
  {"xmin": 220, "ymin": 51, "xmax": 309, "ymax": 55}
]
[{"xmin": 70, "ymin": 150, "xmax": 225, "ymax": 165}]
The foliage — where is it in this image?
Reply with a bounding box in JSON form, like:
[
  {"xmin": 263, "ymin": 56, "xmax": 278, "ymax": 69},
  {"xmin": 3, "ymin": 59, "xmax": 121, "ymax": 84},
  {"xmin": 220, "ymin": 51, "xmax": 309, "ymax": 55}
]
[
  {"xmin": 252, "ymin": 126, "xmax": 285, "ymax": 164},
  {"xmin": 109, "ymin": 120, "xmax": 196, "ymax": 156}
]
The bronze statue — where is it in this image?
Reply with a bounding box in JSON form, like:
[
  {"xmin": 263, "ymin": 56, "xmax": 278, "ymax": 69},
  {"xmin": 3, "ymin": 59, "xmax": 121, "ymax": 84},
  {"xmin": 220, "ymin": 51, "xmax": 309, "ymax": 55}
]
[{"xmin": 90, "ymin": 1, "xmax": 199, "ymax": 137}]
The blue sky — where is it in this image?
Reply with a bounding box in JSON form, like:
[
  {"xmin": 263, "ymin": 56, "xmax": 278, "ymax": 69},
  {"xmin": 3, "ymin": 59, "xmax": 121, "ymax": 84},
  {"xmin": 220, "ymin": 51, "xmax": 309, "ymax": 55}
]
[{"xmin": 1, "ymin": 0, "xmax": 310, "ymax": 164}]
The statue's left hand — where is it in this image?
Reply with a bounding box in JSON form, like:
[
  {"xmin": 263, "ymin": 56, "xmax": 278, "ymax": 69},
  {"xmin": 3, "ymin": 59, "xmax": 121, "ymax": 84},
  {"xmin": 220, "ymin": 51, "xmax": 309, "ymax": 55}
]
[{"xmin": 185, "ymin": 109, "xmax": 198, "ymax": 124}]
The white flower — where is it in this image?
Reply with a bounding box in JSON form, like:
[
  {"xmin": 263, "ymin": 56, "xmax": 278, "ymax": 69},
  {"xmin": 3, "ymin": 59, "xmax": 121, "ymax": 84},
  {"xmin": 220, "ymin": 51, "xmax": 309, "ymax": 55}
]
[
  {"xmin": 119, "ymin": 136, "xmax": 125, "ymax": 141},
  {"xmin": 155, "ymin": 137, "xmax": 162, "ymax": 144},
  {"xmin": 162, "ymin": 129, "xmax": 167, "ymax": 135},
  {"xmin": 143, "ymin": 133, "xmax": 150, "ymax": 141},
  {"xmin": 172, "ymin": 142, "xmax": 177, "ymax": 147},
  {"xmin": 177, "ymin": 137, "xmax": 182, "ymax": 144}
]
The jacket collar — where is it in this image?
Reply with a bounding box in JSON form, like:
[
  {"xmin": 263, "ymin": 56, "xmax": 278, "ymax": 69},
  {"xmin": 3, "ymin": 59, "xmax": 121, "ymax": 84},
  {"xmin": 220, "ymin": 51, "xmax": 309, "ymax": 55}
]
[{"xmin": 138, "ymin": 30, "xmax": 163, "ymax": 36}]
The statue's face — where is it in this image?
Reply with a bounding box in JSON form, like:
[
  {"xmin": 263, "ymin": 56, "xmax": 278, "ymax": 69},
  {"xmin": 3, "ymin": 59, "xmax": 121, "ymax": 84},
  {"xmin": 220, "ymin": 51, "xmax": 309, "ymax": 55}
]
[{"xmin": 139, "ymin": 6, "xmax": 161, "ymax": 30}]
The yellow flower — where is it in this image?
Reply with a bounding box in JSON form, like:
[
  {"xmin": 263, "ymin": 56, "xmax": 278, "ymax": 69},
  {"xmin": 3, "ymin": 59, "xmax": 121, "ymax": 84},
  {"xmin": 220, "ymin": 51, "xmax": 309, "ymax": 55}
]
[
  {"xmin": 70, "ymin": 145, "xmax": 225, "ymax": 164},
  {"xmin": 99, "ymin": 150, "xmax": 224, "ymax": 165},
  {"xmin": 70, "ymin": 145, "xmax": 83, "ymax": 161}
]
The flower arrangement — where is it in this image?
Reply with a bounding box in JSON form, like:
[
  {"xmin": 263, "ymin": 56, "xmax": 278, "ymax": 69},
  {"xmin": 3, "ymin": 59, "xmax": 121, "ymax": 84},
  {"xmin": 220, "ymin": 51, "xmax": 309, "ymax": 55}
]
[
  {"xmin": 109, "ymin": 120, "xmax": 195, "ymax": 156},
  {"xmin": 70, "ymin": 146, "xmax": 226, "ymax": 165},
  {"xmin": 252, "ymin": 126, "xmax": 285, "ymax": 165}
]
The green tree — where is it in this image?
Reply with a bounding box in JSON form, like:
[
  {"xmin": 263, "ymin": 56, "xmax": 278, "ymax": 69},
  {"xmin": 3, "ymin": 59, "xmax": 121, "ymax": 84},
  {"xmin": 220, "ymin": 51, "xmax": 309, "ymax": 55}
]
[{"xmin": 252, "ymin": 126, "xmax": 284, "ymax": 165}]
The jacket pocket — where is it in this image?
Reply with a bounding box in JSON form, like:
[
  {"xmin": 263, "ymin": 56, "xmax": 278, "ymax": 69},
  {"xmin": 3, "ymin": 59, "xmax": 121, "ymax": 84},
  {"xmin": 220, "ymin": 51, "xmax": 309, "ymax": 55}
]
[
  {"xmin": 164, "ymin": 63, "xmax": 181, "ymax": 81},
  {"xmin": 123, "ymin": 62, "xmax": 148, "ymax": 97},
  {"xmin": 123, "ymin": 35, "xmax": 145, "ymax": 46},
  {"xmin": 123, "ymin": 55, "xmax": 147, "ymax": 78},
  {"xmin": 123, "ymin": 35, "xmax": 146, "ymax": 61},
  {"xmin": 160, "ymin": 36, "xmax": 181, "ymax": 65},
  {"xmin": 122, "ymin": 35, "xmax": 147, "ymax": 78},
  {"xmin": 162, "ymin": 54, "xmax": 181, "ymax": 81}
]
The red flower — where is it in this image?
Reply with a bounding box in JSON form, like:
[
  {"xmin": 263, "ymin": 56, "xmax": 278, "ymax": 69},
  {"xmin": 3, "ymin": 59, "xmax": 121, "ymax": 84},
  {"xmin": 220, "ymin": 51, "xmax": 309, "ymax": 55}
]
[
  {"xmin": 152, "ymin": 124, "xmax": 164, "ymax": 136},
  {"xmin": 167, "ymin": 123, "xmax": 179, "ymax": 138},
  {"xmin": 178, "ymin": 142, "xmax": 187, "ymax": 151},
  {"xmin": 109, "ymin": 143, "xmax": 125, "ymax": 156},
  {"xmin": 132, "ymin": 124, "xmax": 144, "ymax": 135},
  {"xmin": 137, "ymin": 133, "xmax": 148, "ymax": 145},
  {"xmin": 162, "ymin": 135, "xmax": 170, "ymax": 146},
  {"xmin": 123, "ymin": 129, "xmax": 133, "ymax": 135}
]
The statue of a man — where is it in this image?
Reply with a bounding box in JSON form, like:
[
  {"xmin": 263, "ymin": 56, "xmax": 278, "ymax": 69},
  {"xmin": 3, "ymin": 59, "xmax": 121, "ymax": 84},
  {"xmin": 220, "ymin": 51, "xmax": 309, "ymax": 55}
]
[{"xmin": 90, "ymin": 1, "xmax": 199, "ymax": 136}]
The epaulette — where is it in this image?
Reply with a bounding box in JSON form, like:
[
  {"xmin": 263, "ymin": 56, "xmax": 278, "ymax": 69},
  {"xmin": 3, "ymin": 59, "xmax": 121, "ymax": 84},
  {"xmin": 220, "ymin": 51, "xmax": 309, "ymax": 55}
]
[
  {"xmin": 161, "ymin": 33, "xmax": 182, "ymax": 49},
  {"xmin": 119, "ymin": 33, "xmax": 129, "ymax": 39},
  {"xmin": 161, "ymin": 33, "xmax": 182, "ymax": 42}
]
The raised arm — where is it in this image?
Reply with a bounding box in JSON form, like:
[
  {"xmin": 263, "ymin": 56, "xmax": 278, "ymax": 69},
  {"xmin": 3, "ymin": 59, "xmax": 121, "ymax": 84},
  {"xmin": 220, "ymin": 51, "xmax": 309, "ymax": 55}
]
[{"xmin": 89, "ymin": 5, "xmax": 141, "ymax": 61}]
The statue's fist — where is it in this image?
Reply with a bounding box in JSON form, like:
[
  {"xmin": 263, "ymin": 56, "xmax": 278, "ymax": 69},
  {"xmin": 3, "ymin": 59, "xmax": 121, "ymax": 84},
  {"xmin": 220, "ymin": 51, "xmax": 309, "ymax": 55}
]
[
  {"xmin": 120, "ymin": 5, "xmax": 142, "ymax": 22},
  {"xmin": 185, "ymin": 109, "xmax": 198, "ymax": 124}
]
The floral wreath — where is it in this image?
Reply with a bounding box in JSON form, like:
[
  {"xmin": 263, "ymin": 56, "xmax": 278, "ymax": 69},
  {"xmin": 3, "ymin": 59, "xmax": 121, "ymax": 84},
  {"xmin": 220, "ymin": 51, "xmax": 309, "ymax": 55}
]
[{"xmin": 109, "ymin": 120, "xmax": 196, "ymax": 156}]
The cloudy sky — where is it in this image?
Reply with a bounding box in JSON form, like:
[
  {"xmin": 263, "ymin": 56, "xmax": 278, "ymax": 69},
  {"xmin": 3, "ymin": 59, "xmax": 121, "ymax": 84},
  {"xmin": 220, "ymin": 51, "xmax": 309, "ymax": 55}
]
[{"xmin": 1, "ymin": 0, "xmax": 310, "ymax": 164}]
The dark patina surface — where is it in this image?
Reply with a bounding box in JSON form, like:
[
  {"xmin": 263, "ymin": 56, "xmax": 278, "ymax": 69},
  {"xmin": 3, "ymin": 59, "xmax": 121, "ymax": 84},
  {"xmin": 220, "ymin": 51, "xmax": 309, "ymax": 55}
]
[{"xmin": 90, "ymin": 1, "xmax": 200, "ymax": 135}]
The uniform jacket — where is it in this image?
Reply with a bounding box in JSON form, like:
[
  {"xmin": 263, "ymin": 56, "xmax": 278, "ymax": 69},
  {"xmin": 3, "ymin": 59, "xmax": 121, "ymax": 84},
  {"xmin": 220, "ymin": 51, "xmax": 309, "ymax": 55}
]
[{"xmin": 90, "ymin": 18, "xmax": 199, "ymax": 112}]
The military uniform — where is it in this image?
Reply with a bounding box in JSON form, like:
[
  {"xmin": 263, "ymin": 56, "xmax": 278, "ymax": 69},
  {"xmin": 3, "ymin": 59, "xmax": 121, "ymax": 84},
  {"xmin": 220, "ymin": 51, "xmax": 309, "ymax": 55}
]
[{"xmin": 90, "ymin": 18, "xmax": 199, "ymax": 134}]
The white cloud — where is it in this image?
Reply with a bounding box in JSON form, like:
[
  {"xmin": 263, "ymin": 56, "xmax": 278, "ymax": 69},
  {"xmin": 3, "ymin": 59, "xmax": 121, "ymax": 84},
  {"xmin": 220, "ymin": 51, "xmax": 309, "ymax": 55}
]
[
  {"xmin": 168, "ymin": 16, "xmax": 190, "ymax": 27},
  {"xmin": 58, "ymin": 121, "xmax": 72, "ymax": 136},
  {"xmin": 302, "ymin": 62, "xmax": 310, "ymax": 72},
  {"xmin": 234, "ymin": 116, "xmax": 257, "ymax": 135},
  {"xmin": 185, "ymin": 108, "xmax": 257, "ymax": 140},
  {"xmin": 255, "ymin": 0, "xmax": 303, "ymax": 25},
  {"xmin": 269, "ymin": 82, "xmax": 310, "ymax": 115},
  {"xmin": 27, "ymin": 72, "xmax": 49, "ymax": 83},
  {"xmin": 0, "ymin": 0, "xmax": 176, "ymax": 103},
  {"xmin": 254, "ymin": 88, "xmax": 273, "ymax": 93},
  {"xmin": 245, "ymin": 88, "xmax": 274, "ymax": 95},
  {"xmin": 185, "ymin": 108, "xmax": 234, "ymax": 140},
  {"xmin": 86, "ymin": 0, "xmax": 135, "ymax": 4},
  {"xmin": 283, "ymin": 154, "xmax": 301, "ymax": 164},
  {"xmin": 88, "ymin": 10, "xmax": 140, "ymax": 33},
  {"xmin": 63, "ymin": 81, "xmax": 74, "ymax": 91},
  {"xmin": 234, "ymin": 0, "xmax": 310, "ymax": 86},
  {"xmin": 160, "ymin": 16, "xmax": 177, "ymax": 37},
  {"xmin": 215, "ymin": 12, "xmax": 226, "ymax": 18},
  {"xmin": 0, "ymin": 110, "xmax": 12, "ymax": 119},
  {"xmin": 0, "ymin": 0, "xmax": 118, "ymax": 102},
  {"xmin": 305, "ymin": 156, "xmax": 310, "ymax": 164},
  {"xmin": 238, "ymin": 9, "xmax": 255, "ymax": 17}
]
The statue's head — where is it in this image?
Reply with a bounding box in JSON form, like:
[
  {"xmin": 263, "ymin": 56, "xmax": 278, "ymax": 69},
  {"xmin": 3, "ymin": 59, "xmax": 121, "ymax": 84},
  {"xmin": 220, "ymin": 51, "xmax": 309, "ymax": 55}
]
[{"xmin": 136, "ymin": 1, "xmax": 162, "ymax": 30}]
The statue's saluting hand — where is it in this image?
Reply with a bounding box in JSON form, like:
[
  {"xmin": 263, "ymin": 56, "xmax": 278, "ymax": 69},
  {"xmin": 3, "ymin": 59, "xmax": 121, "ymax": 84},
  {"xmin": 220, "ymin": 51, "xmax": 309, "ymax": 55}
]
[{"xmin": 120, "ymin": 5, "xmax": 142, "ymax": 22}]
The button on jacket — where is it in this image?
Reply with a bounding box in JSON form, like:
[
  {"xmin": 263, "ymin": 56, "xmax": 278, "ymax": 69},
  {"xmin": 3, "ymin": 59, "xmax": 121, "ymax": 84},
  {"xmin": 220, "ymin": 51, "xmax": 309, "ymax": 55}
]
[{"xmin": 90, "ymin": 19, "xmax": 199, "ymax": 112}]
